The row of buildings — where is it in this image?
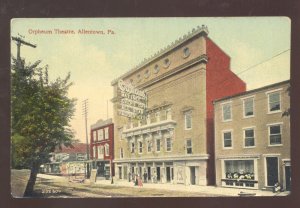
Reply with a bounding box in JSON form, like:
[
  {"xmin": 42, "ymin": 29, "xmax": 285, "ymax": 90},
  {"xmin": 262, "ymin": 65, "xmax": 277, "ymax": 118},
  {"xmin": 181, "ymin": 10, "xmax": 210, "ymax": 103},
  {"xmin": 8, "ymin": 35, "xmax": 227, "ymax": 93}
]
[{"xmin": 89, "ymin": 25, "xmax": 290, "ymax": 191}]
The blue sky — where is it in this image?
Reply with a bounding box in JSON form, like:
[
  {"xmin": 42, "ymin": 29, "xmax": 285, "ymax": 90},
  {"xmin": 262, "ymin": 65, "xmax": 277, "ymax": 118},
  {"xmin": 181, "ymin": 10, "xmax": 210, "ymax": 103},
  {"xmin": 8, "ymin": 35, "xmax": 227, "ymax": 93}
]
[{"xmin": 11, "ymin": 17, "xmax": 290, "ymax": 142}]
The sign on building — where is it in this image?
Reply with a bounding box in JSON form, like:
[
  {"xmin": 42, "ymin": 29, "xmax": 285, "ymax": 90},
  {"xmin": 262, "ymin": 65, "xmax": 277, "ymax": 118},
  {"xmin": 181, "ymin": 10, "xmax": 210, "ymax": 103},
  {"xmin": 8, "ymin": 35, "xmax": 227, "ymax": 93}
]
[{"xmin": 117, "ymin": 79, "xmax": 147, "ymax": 119}]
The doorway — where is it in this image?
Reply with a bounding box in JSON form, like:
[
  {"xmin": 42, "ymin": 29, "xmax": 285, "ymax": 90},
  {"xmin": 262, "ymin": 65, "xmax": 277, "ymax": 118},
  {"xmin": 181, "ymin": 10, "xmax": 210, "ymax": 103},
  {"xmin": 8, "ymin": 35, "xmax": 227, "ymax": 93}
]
[
  {"xmin": 190, "ymin": 166, "xmax": 196, "ymax": 185},
  {"xmin": 147, "ymin": 167, "xmax": 151, "ymax": 180},
  {"xmin": 166, "ymin": 167, "xmax": 171, "ymax": 182},
  {"xmin": 285, "ymin": 166, "xmax": 291, "ymax": 191},
  {"xmin": 118, "ymin": 167, "xmax": 122, "ymax": 179},
  {"xmin": 266, "ymin": 157, "xmax": 279, "ymax": 186},
  {"xmin": 156, "ymin": 167, "xmax": 161, "ymax": 181}
]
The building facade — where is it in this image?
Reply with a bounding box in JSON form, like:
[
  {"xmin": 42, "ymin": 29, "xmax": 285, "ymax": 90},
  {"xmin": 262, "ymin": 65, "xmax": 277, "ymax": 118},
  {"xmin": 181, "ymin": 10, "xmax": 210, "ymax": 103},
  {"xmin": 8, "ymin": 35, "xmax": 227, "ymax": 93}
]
[
  {"xmin": 90, "ymin": 118, "xmax": 114, "ymax": 179},
  {"xmin": 214, "ymin": 80, "xmax": 290, "ymax": 190},
  {"xmin": 111, "ymin": 25, "xmax": 245, "ymax": 185}
]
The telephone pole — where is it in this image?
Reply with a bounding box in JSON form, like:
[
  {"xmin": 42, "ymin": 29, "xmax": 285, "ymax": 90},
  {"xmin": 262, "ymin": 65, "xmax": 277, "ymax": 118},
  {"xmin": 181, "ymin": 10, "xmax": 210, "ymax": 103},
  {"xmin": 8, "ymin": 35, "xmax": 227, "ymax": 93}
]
[
  {"xmin": 11, "ymin": 34, "xmax": 36, "ymax": 66},
  {"xmin": 82, "ymin": 99, "xmax": 90, "ymax": 178}
]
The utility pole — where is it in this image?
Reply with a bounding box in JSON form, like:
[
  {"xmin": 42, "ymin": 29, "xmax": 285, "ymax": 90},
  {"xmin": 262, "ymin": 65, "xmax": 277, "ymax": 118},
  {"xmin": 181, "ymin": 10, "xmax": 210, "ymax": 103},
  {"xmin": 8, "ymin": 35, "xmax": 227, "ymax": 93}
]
[
  {"xmin": 11, "ymin": 34, "xmax": 37, "ymax": 66},
  {"xmin": 82, "ymin": 99, "xmax": 90, "ymax": 178}
]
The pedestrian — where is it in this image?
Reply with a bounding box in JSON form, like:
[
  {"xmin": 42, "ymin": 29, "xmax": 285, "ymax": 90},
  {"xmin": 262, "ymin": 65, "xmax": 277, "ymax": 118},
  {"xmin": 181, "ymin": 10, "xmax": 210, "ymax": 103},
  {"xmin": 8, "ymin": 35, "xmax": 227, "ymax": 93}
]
[{"xmin": 138, "ymin": 175, "xmax": 143, "ymax": 187}]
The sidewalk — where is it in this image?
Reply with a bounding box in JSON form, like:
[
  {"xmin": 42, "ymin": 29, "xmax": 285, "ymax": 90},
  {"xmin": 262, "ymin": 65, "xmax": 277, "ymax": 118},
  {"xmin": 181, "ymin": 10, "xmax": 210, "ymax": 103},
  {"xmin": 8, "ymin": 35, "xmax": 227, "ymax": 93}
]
[{"xmin": 95, "ymin": 179, "xmax": 290, "ymax": 197}]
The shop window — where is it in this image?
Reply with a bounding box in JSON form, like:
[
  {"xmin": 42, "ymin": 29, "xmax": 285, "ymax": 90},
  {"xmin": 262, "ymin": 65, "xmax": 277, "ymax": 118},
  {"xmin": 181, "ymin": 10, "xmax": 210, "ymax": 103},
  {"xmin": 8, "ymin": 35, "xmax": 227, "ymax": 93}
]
[
  {"xmin": 165, "ymin": 138, "xmax": 172, "ymax": 152},
  {"xmin": 184, "ymin": 111, "xmax": 192, "ymax": 130},
  {"xmin": 268, "ymin": 91, "xmax": 281, "ymax": 112},
  {"xmin": 186, "ymin": 139, "xmax": 192, "ymax": 154},
  {"xmin": 243, "ymin": 97, "xmax": 254, "ymax": 117},
  {"xmin": 222, "ymin": 102, "xmax": 232, "ymax": 121},
  {"xmin": 269, "ymin": 124, "xmax": 282, "ymax": 145},
  {"xmin": 223, "ymin": 160, "xmax": 256, "ymax": 187},
  {"xmin": 223, "ymin": 131, "xmax": 232, "ymax": 148},
  {"xmin": 244, "ymin": 128, "xmax": 255, "ymax": 147}
]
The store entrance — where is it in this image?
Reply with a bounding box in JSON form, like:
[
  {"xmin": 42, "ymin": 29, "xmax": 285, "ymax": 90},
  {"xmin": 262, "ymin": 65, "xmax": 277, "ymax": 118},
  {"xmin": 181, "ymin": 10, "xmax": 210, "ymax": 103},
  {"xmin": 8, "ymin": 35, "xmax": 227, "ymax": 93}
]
[
  {"xmin": 285, "ymin": 166, "xmax": 291, "ymax": 191},
  {"xmin": 190, "ymin": 166, "xmax": 196, "ymax": 185},
  {"xmin": 156, "ymin": 167, "xmax": 161, "ymax": 181},
  {"xmin": 266, "ymin": 157, "xmax": 279, "ymax": 186}
]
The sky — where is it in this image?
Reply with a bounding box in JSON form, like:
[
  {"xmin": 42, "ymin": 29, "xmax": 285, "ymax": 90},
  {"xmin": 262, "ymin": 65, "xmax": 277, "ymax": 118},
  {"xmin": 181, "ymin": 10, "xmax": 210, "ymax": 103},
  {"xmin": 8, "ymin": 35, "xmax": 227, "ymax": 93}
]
[{"xmin": 11, "ymin": 17, "xmax": 291, "ymax": 143}]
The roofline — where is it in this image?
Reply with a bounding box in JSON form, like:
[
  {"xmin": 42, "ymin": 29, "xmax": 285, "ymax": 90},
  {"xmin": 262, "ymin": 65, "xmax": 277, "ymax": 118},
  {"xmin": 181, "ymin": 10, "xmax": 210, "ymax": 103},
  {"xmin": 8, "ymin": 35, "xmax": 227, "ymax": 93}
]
[
  {"xmin": 111, "ymin": 25, "xmax": 209, "ymax": 86},
  {"xmin": 213, "ymin": 80, "xmax": 290, "ymax": 103}
]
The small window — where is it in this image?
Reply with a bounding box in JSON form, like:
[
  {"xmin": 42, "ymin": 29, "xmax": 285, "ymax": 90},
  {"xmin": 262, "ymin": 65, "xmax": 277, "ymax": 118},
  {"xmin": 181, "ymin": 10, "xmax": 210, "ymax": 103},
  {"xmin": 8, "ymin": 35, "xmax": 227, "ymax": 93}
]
[
  {"xmin": 154, "ymin": 64, "xmax": 160, "ymax": 74},
  {"xmin": 163, "ymin": 58, "xmax": 170, "ymax": 68},
  {"xmin": 93, "ymin": 146, "xmax": 96, "ymax": 158},
  {"xmin": 243, "ymin": 97, "xmax": 254, "ymax": 117},
  {"xmin": 118, "ymin": 128, "xmax": 123, "ymax": 140},
  {"xmin": 156, "ymin": 139, "xmax": 161, "ymax": 152},
  {"xmin": 244, "ymin": 129, "xmax": 255, "ymax": 147},
  {"xmin": 166, "ymin": 138, "xmax": 172, "ymax": 152},
  {"xmin": 222, "ymin": 103, "xmax": 232, "ymax": 121},
  {"xmin": 185, "ymin": 111, "xmax": 192, "ymax": 130},
  {"xmin": 183, "ymin": 47, "xmax": 190, "ymax": 58},
  {"xmin": 223, "ymin": 131, "xmax": 232, "ymax": 148},
  {"xmin": 93, "ymin": 131, "xmax": 97, "ymax": 142},
  {"xmin": 268, "ymin": 92, "xmax": 281, "ymax": 112},
  {"xmin": 137, "ymin": 74, "xmax": 141, "ymax": 83},
  {"xmin": 186, "ymin": 139, "xmax": 192, "ymax": 154},
  {"xmin": 144, "ymin": 69, "xmax": 150, "ymax": 78},
  {"xmin": 269, "ymin": 125, "xmax": 282, "ymax": 145},
  {"xmin": 120, "ymin": 148, "xmax": 124, "ymax": 158},
  {"xmin": 138, "ymin": 141, "xmax": 143, "ymax": 154}
]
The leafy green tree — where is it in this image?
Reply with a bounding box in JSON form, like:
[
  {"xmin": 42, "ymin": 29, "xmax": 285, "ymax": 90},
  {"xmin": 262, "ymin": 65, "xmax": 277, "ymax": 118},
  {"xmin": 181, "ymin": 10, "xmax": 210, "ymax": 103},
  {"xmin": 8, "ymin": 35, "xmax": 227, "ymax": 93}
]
[{"xmin": 11, "ymin": 57, "xmax": 76, "ymax": 196}]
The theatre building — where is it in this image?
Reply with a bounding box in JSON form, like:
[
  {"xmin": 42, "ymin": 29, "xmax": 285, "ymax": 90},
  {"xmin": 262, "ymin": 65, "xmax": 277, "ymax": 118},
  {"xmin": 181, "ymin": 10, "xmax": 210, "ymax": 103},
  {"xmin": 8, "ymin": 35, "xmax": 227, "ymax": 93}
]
[
  {"xmin": 111, "ymin": 25, "xmax": 245, "ymax": 185},
  {"xmin": 90, "ymin": 118, "xmax": 114, "ymax": 179},
  {"xmin": 214, "ymin": 80, "xmax": 290, "ymax": 190}
]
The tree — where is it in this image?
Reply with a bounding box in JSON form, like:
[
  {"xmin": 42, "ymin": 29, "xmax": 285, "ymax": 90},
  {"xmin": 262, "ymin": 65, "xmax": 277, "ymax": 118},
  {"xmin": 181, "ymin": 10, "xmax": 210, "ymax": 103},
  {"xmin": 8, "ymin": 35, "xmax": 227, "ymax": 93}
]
[{"xmin": 11, "ymin": 57, "xmax": 76, "ymax": 196}]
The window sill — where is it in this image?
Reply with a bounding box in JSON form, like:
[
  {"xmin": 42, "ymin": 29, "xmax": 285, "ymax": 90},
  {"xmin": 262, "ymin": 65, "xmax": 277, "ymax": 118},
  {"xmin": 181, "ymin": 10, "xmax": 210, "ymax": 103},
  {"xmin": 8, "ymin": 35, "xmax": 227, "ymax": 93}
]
[
  {"xmin": 222, "ymin": 119, "xmax": 232, "ymax": 122},
  {"xmin": 244, "ymin": 146, "xmax": 256, "ymax": 149},
  {"xmin": 268, "ymin": 144, "xmax": 283, "ymax": 147},
  {"xmin": 243, "ymin": 115, "xmax": 254, "ymax": 119},
  {"xmin": 267, "ymin": 110, "xmax": 282, "ymax": 115},
  {"xmin": 223, "ymin": 147, "xmax": 233, "ymax": 150}
]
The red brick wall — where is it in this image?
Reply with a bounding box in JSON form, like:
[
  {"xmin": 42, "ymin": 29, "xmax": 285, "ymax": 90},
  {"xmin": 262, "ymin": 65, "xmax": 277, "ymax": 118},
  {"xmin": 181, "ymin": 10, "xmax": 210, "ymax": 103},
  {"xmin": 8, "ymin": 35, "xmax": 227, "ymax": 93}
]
[{"xmin": 205, "ymin": 37, "xmax": 246, "ymax": 185}]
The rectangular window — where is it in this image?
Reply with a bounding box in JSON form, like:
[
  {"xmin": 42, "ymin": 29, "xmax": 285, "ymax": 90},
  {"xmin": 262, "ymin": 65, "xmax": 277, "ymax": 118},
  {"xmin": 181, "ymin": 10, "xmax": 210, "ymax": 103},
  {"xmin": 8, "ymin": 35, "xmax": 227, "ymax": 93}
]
[
  {"xmin": 186, "ymin": 139, "xmax": 192, "ymax": 154},
  {"xmin": 97, "ymin": 146, "xmax": 103, "ymax": 159},
  {"xmin": 105, "ymin": 144, "xmax": 109, "ymax": 156},
  {"xmin": 139, "ymin": 141, "xmax": 143, "ymax": 154},
  {"xmin": 223, "ymin": 131, "xmax": 232, "ymax": 148},
  {"xmin": 165, "ymin": 138, "xmax": 172, "ymax": 152},
  {"xmin": 268, "ymin": 92, "xmax": 281, "ymax": 112},
  {"xmin": 118, "ymin": 127, "xmax": 123, "ymax": 140},
  {"xmin": 131, "ymin": 142, "xmax": 135, "ymax": 153},
  {"xmin": 243, "ymin": 97, "xmax": 254, "ymax": 117},
  {"xmin": 93, "ymin": 131, "xmax": 97, "ymax": 142},
  {"xmin": 156, "ymin": 139, "xmax": 161, "ymax": 152},
  {"xmin": 222, "ymin": 103, "xmax": 232, "ymax": 121},
  {"xmin": 269, "ymin": 125, "xmax": 282, "ymax": 145},
  {"xmin": 147, "ymin": 140, "xmax": 152, "ymax": 152},
  {"xmin": 185, "ymin": 111, "xmax": 192, "ymax": 129},
  {"xmin": 104, "ymin": 127, "xmax": 109, "ymax": 139},
  {"xmin": 93, "ymin": 146, "xmax": 96, "ymax": 158},
  {"xmin": 244, "ymin": 129, "xmax": 255, "ymax": 147},
  {"xmin": 120, "ymin": 148, "xmax": 124, "ymax": 158},
  {"xmin": 98, "ymin": 129, "xmax": 104, "ymax": 140}
]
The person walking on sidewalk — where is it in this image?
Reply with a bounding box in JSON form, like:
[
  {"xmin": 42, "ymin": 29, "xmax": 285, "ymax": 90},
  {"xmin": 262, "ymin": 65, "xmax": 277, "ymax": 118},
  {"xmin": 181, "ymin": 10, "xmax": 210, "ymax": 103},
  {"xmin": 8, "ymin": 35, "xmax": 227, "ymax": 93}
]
[{"xmin": 138, "ymin": 175, "xmax": 143, "ymax": 187}]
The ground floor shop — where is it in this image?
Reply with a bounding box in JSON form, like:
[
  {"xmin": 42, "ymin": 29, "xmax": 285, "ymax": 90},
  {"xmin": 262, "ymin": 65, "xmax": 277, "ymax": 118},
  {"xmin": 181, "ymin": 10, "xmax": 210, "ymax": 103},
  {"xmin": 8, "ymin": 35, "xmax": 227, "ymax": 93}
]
[
  {"xmin": 114, "ymin": 156, "xmax": 208, "ymax": 186},
  {"xmin": 91, "ymin": 160, "xmax": 114, "ymax": 179},
  {"xmin": 216, "ymin": 155, "xmax": 291, "ymax": 191}
]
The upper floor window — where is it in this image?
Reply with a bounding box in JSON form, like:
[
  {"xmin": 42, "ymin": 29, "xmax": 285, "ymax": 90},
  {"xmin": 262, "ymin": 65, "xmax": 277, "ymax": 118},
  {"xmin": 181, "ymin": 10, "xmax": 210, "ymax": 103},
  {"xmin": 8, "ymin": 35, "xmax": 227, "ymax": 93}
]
[
  {"xmin": 166, "ymin": 108, "xmax": 171, "ymax": 120},
  {"xmin": 93, "ymin": 146, "xmax": 96, "ymax": 158},
  {"xmin": 98, "ymin": 129, "xmax": 104, "ymax": 140},
  {"xmin": 131, "ymin": 141, "xmax": 135, "ymax": 153},
  {"xmin": 223, "ymin": 131, "xmax": 232, "ymax": 148},
  {"xmin": 186, "ymin": 139, "xmax": 192, "ymax": 154},
  {"xmin": 156, "ymin": 139, "xmax": 161, "ymax": 152},
  {"xmin": 118, "ymin": 127, "xmax": 123, "ymax": 140},
  {"xmin": 138, "ymin": 141, "xmax": 143, "ymax": 154},
  {"xmin": 93, "ymin": 131, "xmax": 97, "ymax": 142},
  {"xmin": 105, "ymin": 144, "xmax": 109, "ymax": 156},
  {"xmin": 269, "ymin": 124, "xmax": 282, "ymax": 145},
  {"xmin": 104, "ymin": 127, "xmax": 109, "ymax": 139},
  {"xmin": 184, "ymin": 111, "xmax": 192, "ymax": 130},
  {"xmin": 244, "ymin": 128, "xmax": 255, "ymax": 147},
  {"xmin": 165, "ymin": 138, "xmax": 172, "ymax": 152},
  {"xmin": 98, "ymin": 146, "xmax": 104, "ymax": 159},
  {"xmin": 120, "ymin": 148, "xmax": 124, "ymax": 158},
  {"xmin": 243, "ymin": 97, "xmax": 254, "ymax": 117},
  {"xmin": 222, "ymin": 102, "xmax": 232, "ymax": 121},
  {"xmin": 268, "ymin": 91, "xmax": 281, "ymax": 113}
]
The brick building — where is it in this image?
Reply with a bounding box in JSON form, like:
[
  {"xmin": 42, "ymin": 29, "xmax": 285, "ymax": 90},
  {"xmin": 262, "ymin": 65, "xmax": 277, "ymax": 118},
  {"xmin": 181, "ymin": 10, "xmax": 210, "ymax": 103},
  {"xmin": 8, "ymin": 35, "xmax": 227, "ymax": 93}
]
[
  {"xmin": 214, "ymin": 80, "xmax": 290, "ymax": 190},
  {"xmin": 90, "ymin": 118, "xmax": 114, "ymax": 179},
  {"xmin": 111, "ymin": 25, "xmax": 245, "ymax": 185}
]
